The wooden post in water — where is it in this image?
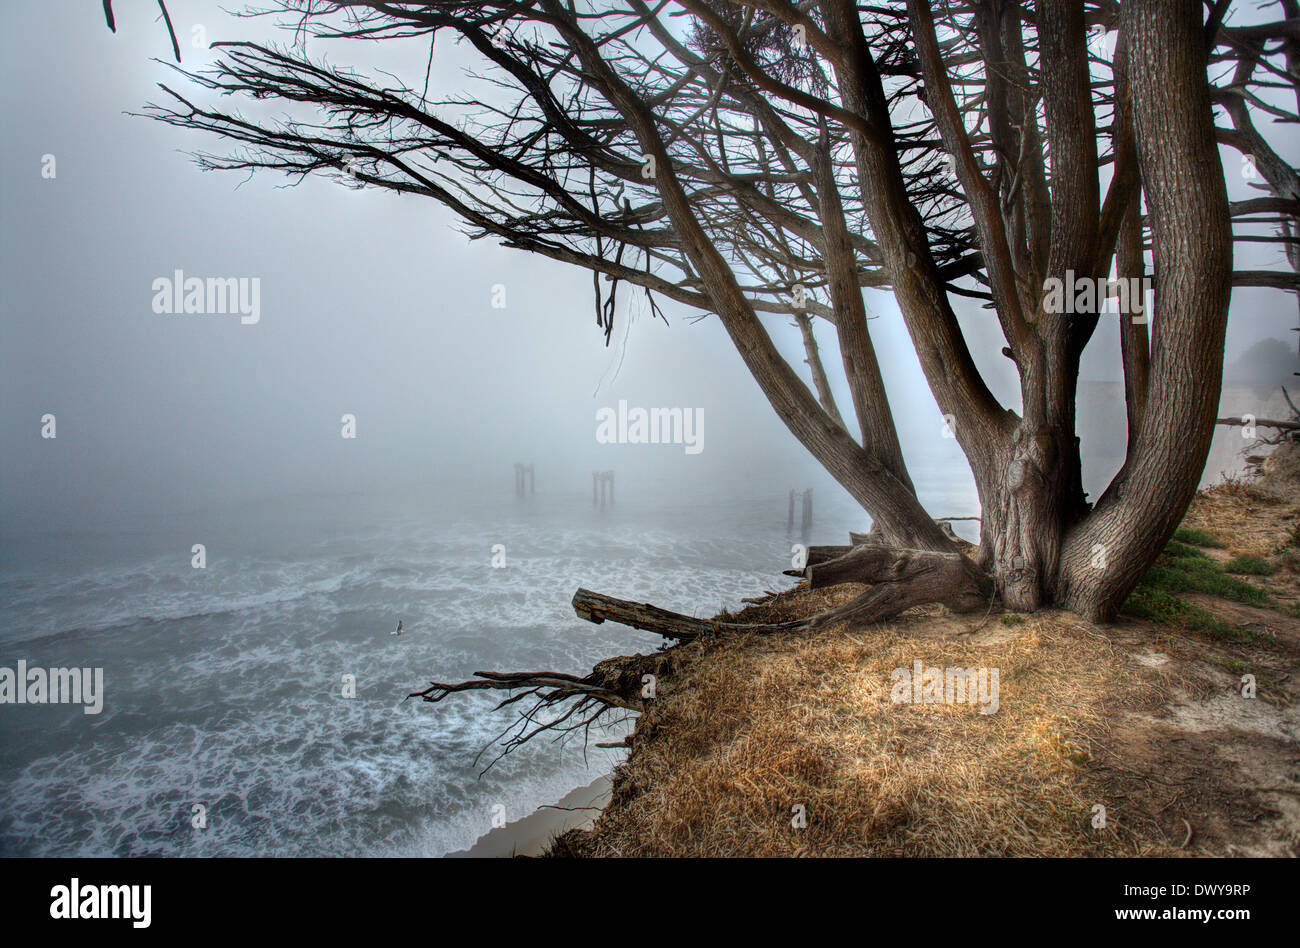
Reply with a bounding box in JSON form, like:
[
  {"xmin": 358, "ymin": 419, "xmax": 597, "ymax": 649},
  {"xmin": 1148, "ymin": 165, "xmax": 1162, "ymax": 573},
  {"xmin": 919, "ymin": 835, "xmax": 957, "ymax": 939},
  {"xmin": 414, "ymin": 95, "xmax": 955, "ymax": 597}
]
[
  {"xmin": 593, "ymin": 471, "xmax": 615, "ymax": 508},
  {"xmin": 515, "ymin": 463, "xmax": 535, "ymax": 497},
  {"xmin": 788, "ymin": 488, "xmax": 812, "ymax": 531}
]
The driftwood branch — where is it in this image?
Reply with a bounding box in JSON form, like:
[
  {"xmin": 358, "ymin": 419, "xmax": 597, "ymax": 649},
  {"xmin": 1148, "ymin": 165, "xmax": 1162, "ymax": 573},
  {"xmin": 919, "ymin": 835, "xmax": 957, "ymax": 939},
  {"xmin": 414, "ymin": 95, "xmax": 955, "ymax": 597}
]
[{"xmin": 1216, "ymin": 416, "xmax": 1300, "ymax": 431}]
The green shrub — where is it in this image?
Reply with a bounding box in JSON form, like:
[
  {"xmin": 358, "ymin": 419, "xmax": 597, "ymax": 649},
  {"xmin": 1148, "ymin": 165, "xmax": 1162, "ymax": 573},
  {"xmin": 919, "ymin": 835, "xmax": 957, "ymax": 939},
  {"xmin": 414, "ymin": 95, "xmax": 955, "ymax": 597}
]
[
  {"xmin": 1123, "ymin": 586, "xmax": 1263, "ymax": 644},
  {"xmin": 1140, "ymin": 558, "xmax": 1268, "ymax": 606},
  {"xmin": 1162, "ymin": 540, "xmax": 1208, "ymax": 561},
  {"xmin": 1172, "ymin": 527, "xmax": 1225, "ymax": 549},
  {"xmin": 1224, "ymin": 555, "xmax": 1276, "ymax": 576},
  {"xmin": 1121, "ymin": 537, "xmax": 1276, "ymax": 643}
]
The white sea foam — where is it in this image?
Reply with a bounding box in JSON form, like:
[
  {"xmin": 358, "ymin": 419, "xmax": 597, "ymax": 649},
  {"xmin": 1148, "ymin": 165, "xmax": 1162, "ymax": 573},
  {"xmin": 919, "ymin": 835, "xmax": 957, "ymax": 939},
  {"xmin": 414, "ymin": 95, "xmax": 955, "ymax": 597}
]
[{"xmin": 0, "ymin": 486, "xmax": 917, "ymax": 856}]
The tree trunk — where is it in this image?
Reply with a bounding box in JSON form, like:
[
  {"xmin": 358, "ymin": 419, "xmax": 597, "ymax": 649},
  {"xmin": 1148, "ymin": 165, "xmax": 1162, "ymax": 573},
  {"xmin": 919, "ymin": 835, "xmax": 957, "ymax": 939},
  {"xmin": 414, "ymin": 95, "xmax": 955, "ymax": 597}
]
[
  {"xmin": 981, "ymin": 427, "xmax": 1077, "ymax": 611},
  {"xmin": 1056, "ymin": 0, "xmax": 1233, "ymax": 620},
  {"xmin": 820, "ymin": 0, "xmax": 1229, "ymax": 623},
  {"xmin": 967, "ymin": 0, "xmax": 1229, "ymax": 621}
]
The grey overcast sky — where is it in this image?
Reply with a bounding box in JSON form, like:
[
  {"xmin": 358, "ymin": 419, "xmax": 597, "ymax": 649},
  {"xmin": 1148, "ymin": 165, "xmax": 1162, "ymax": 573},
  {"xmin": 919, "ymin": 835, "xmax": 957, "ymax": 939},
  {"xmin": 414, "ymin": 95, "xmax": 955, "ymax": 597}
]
[{"xmin": 2, "ymin": 2, "xmax": 1296, "ymax": 534}]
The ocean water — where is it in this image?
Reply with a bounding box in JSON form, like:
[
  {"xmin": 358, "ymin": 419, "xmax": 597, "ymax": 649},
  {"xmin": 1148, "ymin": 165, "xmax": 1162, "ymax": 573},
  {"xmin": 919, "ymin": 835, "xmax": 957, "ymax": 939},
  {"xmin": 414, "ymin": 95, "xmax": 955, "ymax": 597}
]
[
  {"xmin": 0, "ymin": 385, "xmax": 1263, "ymax": 859},
  {"xmin": 0, "ymin": 475, "xmax": 981, "ymax": 858}
]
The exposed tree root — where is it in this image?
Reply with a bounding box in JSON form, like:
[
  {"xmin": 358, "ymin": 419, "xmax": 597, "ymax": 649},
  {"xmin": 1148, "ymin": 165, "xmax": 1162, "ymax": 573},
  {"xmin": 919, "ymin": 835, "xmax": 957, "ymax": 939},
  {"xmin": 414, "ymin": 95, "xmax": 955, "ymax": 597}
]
[
  {"xmin": 414, "ymin": 544, "xmax": 993, "ymax": 761},
  {"xmin": 409, "ymin": 655, "xmax": 668, "ymax": 773},
  {"xmin": 802, "ymin": 545, "xmax": 992, "ymax": 629},
  {"xmin": 849, "ymin": 516, "xmax": 972, "ymax": 547}
]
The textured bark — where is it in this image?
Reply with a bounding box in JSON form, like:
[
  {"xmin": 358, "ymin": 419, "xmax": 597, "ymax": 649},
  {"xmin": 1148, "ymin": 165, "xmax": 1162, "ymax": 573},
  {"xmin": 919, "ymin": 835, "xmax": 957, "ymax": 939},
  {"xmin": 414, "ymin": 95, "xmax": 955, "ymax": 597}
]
[
  {"xmin": 1118, "ymin": 198, "xmax": 1150, "ymax": 459},
  {"xmin": 571, "ymin": 588, "xmax": 801, "ymax": 641},
  {"xmin": 1058, "ymin": 0, "xmax": 1233, "ymax": 620},
  {"xmin": 571, "ymin": 555, "xmax": 988, "ymax": 638},
  {"xmin": 803, "ymin": 546, "xmax": 991, "ymax": 629},
  {"xmin": 811, "ymin": 136, "xmax": 915, "ymax": 496},
  {"xmin": 1113, "ymin": 27, "xmax": 1150, "ymax": 459},
  {"xmin": 973, "ymin": 0, "xmax": 1096, "ymax": 611},
  {"xmin": 793, "ymin": 312, "xmax": 846, "ymax": 430},
  {"xmin": 806, "ymin": 544, "xmax": 979, "ymax": 591},
  {"xmin": 572, "ymin": 587, "xmax": 718, "ymax": 642},
  {"xmin": 803, "ymin": 545, "xmax": 854, "ymax": 568},
  {"xmin": 821, "ymin": 0, "xmax": 1013, "ymax": 480}
]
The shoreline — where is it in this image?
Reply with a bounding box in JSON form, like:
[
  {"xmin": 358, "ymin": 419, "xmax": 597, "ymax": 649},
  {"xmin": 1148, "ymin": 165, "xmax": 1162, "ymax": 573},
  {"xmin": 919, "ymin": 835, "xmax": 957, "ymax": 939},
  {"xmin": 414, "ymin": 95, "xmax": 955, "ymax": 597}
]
[{"xmin": 448, "ymin": 775, "xmax": 612, "ymax": 858}]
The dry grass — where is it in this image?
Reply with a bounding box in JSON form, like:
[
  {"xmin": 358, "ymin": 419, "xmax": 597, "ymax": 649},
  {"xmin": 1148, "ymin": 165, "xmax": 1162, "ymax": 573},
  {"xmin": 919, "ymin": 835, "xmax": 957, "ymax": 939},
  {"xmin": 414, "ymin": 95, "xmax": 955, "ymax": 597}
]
[
  {"xmin": 554, "ymin": 595, "xmax": 1194, "ymax": 857},
  {"xmin": 1178, "ymin": 443, "xmax": 1300, "ymax": 618},
  {"xmin": 1182, "ymin": 484, "xmax": 1300, "ymax": 561},
  {"xmin": 548, "ymin": 445, "xmax": 1300, "ymax": 858}
]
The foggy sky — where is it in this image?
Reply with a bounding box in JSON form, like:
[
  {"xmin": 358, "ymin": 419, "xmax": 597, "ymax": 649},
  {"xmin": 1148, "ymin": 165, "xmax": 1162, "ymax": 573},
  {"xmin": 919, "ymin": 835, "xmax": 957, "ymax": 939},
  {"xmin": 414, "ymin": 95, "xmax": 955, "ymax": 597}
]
[{"xmin": 2, "ymin": 2, "xmax": 1296, "ymax": 537}]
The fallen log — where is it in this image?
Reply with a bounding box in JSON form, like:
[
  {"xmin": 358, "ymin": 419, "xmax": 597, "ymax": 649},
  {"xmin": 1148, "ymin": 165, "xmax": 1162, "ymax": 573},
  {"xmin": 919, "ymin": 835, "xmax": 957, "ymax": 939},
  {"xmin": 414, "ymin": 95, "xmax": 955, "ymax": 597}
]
[
  {"xmin": 1216, "ymin": 416, "xmax": 1299, "ymax": 431},
  {"xmin": 807, "ymin": 544, "xmax": 852, "ymax": 565},
  {"xmin": 572, "ymin": 588, "xmax": 714, "ymax": 641},
  {"xmin": 782, "ymin": 545, "xmax": 879, "ymax": 577},
  {"xmin": 415, "ymin": 551, "xmax": 996, "ymax": 766},
  {"xmin": 572, "ymin": 587, "xmax": 801, "ymax": 642},
  {"xmin": 815, "ymin": 547, "xmax": 987, "ymax": 593},
  {"xmin": 579, "ymin": 541, "xmax": 993, "ymax": 643}
]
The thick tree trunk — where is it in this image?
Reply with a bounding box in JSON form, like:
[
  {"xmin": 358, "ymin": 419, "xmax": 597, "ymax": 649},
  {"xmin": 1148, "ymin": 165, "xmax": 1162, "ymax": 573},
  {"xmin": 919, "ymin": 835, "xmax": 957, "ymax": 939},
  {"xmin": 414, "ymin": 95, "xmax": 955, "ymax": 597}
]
[
  {"xmin": 933, "ymin": 0, "xmax": 1231, "ymax": 622},
  {"xmin": 980, "ymin": 427, "xmax": 1078, "ymax": 611},
  {"xmin": 1056, "ymin": 0, "xmax": 1233, "ymax": 620},
  {"xmin": 808, "ymin": 0, "xmax": 1228, "ymax": 624}
]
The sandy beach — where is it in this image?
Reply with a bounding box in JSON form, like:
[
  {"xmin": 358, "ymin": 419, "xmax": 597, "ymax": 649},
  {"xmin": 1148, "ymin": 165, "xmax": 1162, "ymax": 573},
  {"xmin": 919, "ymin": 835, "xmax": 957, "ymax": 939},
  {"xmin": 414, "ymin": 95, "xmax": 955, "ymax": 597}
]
[{"xmin": 448, "ymin": 776, "xmax": 612, "ymax": 858}]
